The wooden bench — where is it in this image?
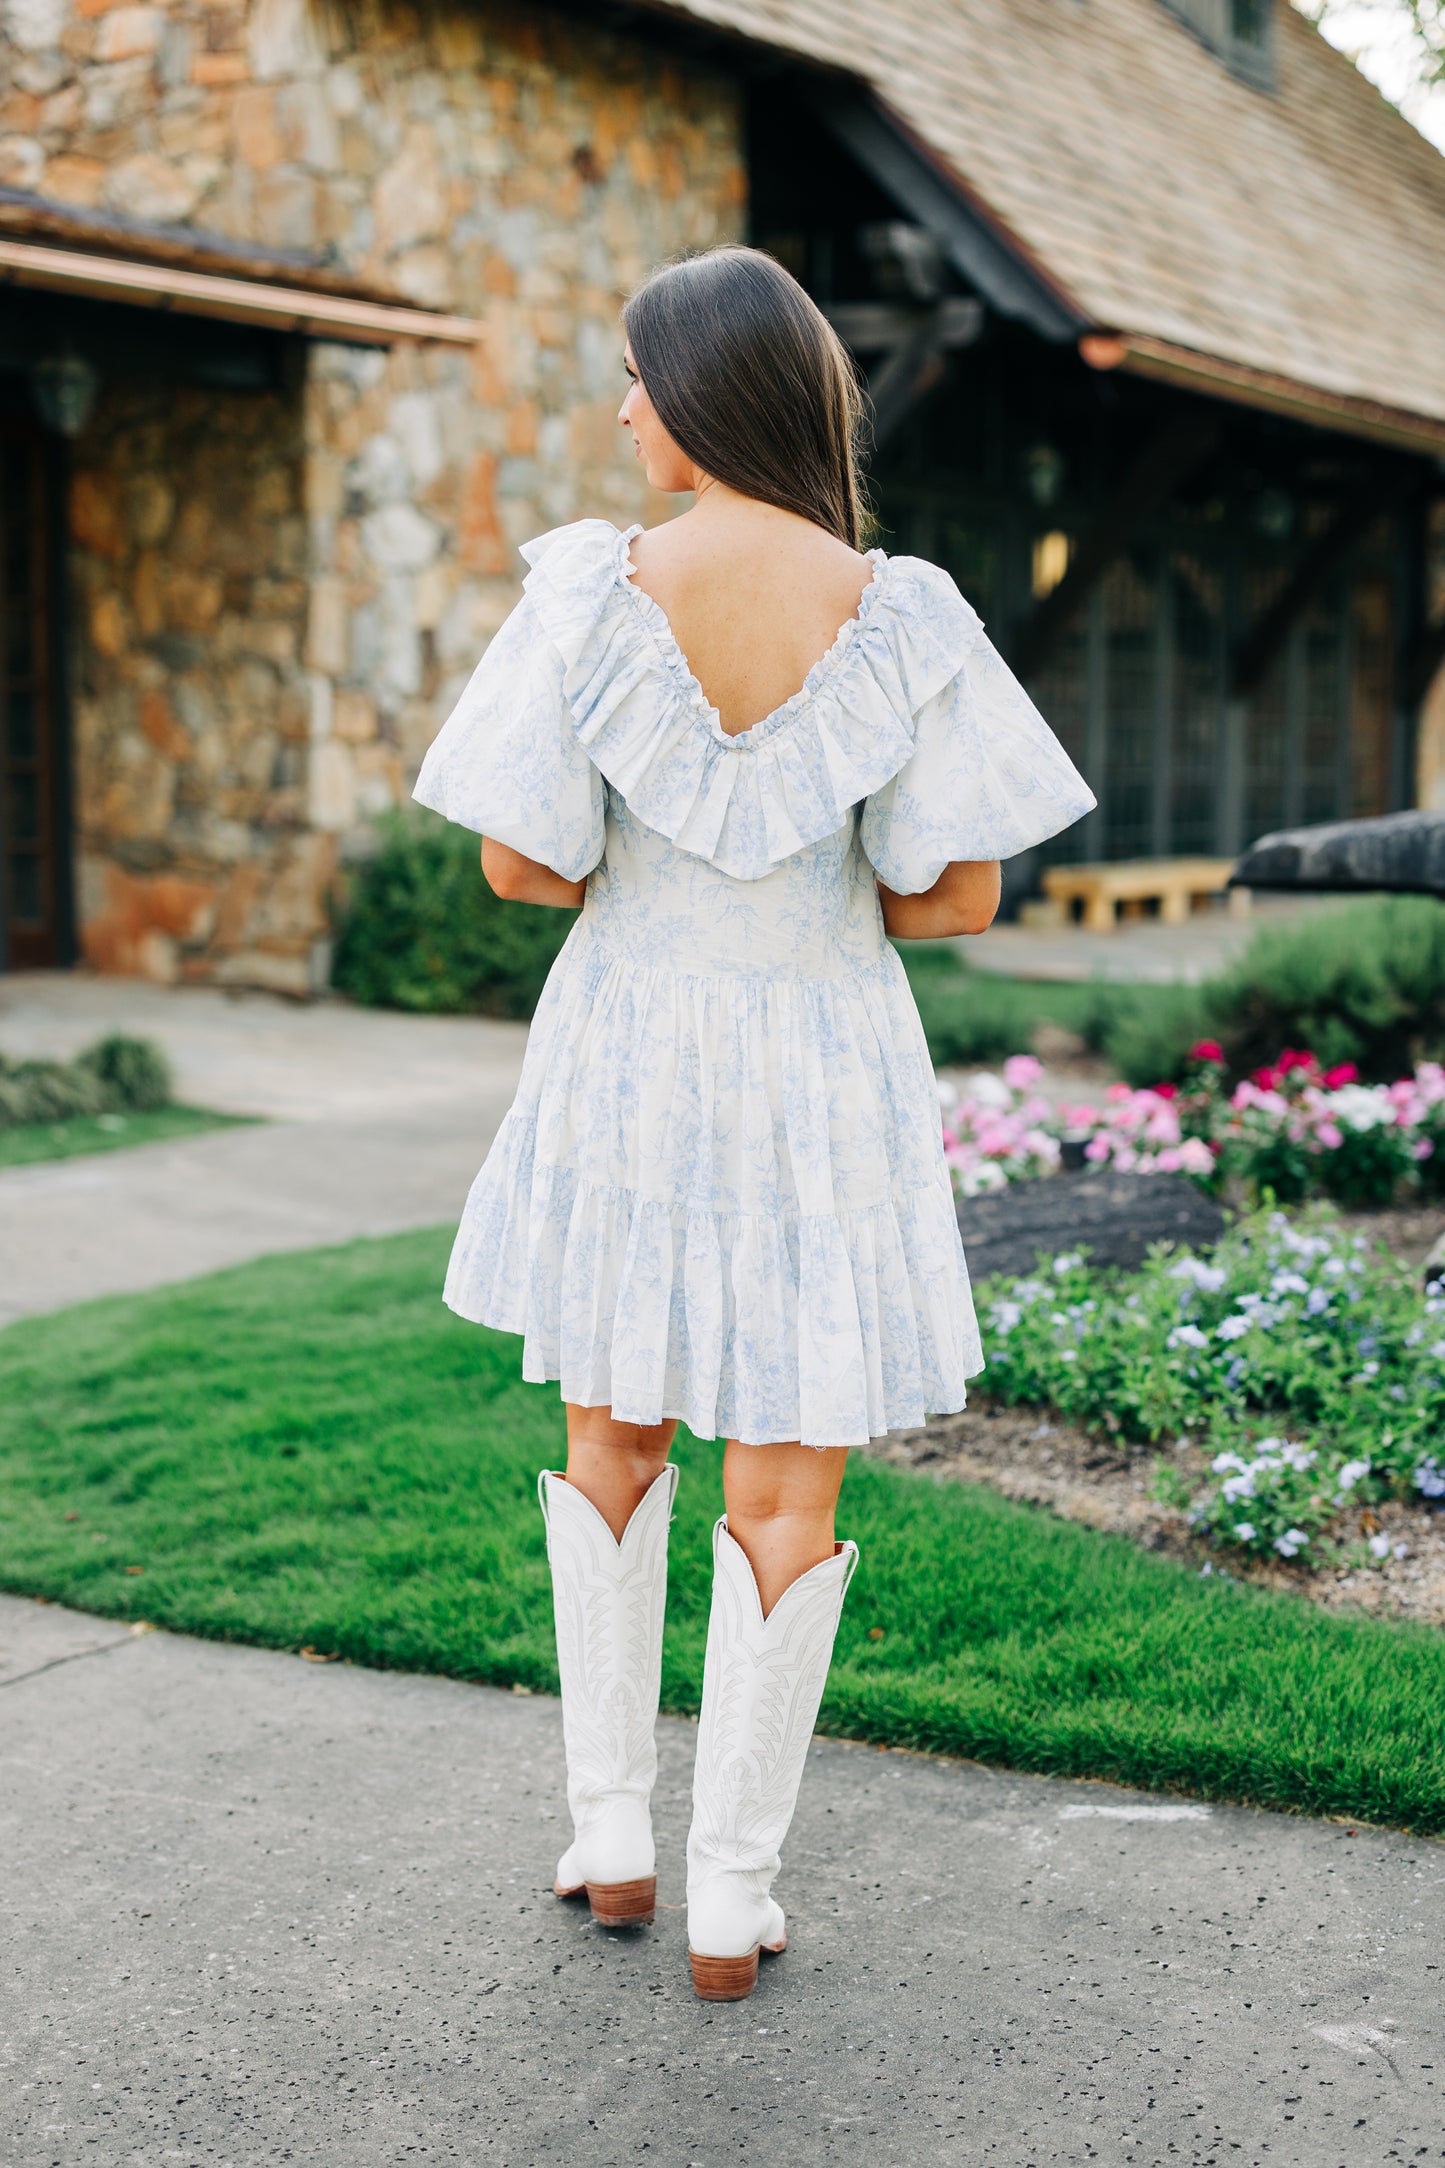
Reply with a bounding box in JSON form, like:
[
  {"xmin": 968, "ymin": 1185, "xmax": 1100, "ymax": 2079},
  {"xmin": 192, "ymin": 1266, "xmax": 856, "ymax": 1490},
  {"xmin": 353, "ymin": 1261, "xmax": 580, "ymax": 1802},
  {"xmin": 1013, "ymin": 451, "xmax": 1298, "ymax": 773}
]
[{"xmin": 1041, "ymin": 856, "xmax": 1249, "ymax": 932}]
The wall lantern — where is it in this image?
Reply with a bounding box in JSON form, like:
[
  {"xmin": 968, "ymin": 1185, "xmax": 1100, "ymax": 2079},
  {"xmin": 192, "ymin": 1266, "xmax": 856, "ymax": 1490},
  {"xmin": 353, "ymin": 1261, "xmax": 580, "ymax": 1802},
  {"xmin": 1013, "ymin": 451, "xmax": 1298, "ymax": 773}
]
[
  {"xmin": 30, "ymin": 352, "xmax": 101, "ymax": 439},
  {"xmin": 1025, "ymin": 442, "xmax": 1065, "ymax": 508},
  {"xmin": 1252, "ymin": 487, "xmax": 1295, "ymax": 541}
]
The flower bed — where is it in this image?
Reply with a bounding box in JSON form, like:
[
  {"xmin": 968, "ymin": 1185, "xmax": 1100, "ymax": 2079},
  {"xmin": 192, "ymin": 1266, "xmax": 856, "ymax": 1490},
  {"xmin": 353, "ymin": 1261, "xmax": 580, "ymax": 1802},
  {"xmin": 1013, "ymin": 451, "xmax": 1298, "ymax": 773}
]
[
  {"xmin": 979, "ymin": 1206, "xmax": 1445, "ymax": 1563},
  {"xmin": 942, "ymin": 1045, "xmax": 1445, "ymax": 1209}
]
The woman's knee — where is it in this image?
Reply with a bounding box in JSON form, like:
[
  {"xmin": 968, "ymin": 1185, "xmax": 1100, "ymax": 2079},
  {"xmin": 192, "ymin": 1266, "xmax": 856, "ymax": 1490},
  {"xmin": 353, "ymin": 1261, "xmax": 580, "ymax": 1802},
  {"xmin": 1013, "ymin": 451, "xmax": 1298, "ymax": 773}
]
[
  {"xmin": 565, "ymin": 1403, "xmax": 676, "ymax": 1471},
  {"xmin": 722, "ymin": 1440, "xmax": 847, "ymax": 1525}
]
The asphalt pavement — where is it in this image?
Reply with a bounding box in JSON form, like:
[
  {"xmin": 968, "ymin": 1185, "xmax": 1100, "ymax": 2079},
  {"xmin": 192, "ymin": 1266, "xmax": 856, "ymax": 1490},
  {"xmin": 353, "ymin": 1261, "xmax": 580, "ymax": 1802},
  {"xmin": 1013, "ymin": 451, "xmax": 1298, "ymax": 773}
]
[{"xmin": 2, "ymin": 1593, "xmax": 1439, "ymax": 2168}]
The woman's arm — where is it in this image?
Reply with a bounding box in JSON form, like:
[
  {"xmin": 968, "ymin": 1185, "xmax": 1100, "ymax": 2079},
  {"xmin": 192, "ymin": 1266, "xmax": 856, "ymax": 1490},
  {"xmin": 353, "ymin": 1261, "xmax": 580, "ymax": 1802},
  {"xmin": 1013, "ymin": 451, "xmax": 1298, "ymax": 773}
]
[
  {"xmin": 878, "ymin": 858, "xmax": 1001, "ymax": 940},
  {"xmin": 481, "ymin": 838, "xmax": 588, "ymax": 909}
]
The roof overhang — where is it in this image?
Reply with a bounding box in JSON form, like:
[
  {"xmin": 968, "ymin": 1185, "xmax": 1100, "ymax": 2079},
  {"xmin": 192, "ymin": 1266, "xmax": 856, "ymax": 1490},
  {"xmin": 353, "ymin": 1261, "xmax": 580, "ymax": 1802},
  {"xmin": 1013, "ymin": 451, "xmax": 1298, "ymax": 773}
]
[
  {"xmin": 805, "ymin": 84, "xmax": 1088, "ymax": 343},
  {"xmin": 1081, "ymin": 332, "xmax": 1445, "ymax": 459},
  {"xmin": 0, "ymin": 236, "xmax": 481, "ymax": 346}
]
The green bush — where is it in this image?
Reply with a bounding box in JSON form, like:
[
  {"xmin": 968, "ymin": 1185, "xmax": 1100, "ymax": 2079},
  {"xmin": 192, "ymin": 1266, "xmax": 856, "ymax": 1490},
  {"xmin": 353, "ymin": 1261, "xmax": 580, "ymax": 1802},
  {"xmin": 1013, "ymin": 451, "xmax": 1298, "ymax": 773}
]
[
  {"xmin": 1083, "ymin": 898, "xmax": 1445, "ymax": 1089},
  {"xmin": 0, "ymin": 1036, "xmax": 171, "ymax": 1136},
  {"xmin": 1203, "ymin": 896, "xmax": 1445, "ymax": 1083},
  {"xmin": 332, "ymin": 812, "xmax": 577, "ymax": 1018},
  {"xmin": 0, "ymin": 1059, "xmax": 103, "ymax": 1126},
  {"xmin": 1093, "ymin": 983, "xmax": 1210, "ymax": 1086},
  {"xmin": 77, "ymin": 1032, "xmax": 171, "ymax": 1112},
  {"xmin": 0, "ymin": 1033, "xmax": 172, "ymax": 1129}
]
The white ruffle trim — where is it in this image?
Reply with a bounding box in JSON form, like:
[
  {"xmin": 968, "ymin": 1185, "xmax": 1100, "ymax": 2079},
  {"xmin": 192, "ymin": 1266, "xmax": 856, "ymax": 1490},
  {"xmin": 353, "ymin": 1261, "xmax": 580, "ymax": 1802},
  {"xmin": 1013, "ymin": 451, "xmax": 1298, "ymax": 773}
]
[
  {"xmin": 519, "ymin": 519, "xmax": 984, "ymax": 884},
  {"xmin": 444, "ymin": 1125, "xmax": 980, "ymax": 1448}
]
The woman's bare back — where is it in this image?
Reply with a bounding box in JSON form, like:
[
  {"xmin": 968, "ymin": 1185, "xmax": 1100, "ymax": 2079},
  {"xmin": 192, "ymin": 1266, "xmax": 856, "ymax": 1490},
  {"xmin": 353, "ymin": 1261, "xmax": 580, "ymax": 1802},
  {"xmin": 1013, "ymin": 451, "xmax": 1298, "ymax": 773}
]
[{"xmin": 626, "ymin": 499, "xmax": 874, "ymax": 738}]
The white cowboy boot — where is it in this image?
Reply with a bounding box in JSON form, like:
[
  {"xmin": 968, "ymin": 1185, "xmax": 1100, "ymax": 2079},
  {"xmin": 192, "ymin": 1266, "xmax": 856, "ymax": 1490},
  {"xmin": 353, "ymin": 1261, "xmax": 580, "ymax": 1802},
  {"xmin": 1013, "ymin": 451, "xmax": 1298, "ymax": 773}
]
[
  {"xmin": 686, "ymin": 1515, "xmax": 859, "ymax": 1999},
  {"xmin": 538, "ymin": 1462, "xmax": 678, "ymax": 1926}
]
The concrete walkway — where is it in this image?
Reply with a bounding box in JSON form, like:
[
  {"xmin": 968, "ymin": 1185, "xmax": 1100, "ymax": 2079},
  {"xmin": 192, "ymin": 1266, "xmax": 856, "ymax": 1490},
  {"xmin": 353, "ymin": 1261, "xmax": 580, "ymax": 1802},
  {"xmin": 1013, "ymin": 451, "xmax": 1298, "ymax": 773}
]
[
  {"xmin": 0, "ymin": 975, "xmax": 528, "ymax": 1325},
  {"xmin": 966, "ymin": 892, "xmax": 1341, "ymax": 985},
  {"xmin": 2, "ymin": 1593, "xmax": 1440, "ymax": 2167}
]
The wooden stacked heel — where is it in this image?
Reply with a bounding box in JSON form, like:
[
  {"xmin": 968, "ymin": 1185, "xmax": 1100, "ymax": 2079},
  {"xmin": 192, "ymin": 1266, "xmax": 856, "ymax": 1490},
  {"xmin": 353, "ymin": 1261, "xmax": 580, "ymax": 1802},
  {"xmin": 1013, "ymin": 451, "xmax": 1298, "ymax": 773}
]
[
  {"xmin": 689, "ymin": 1948, "xmax": 761, "ymax": 2000},
  {"xmin": 585, "ymin": 1876, "xmax": 657, "ymax": 1926}
]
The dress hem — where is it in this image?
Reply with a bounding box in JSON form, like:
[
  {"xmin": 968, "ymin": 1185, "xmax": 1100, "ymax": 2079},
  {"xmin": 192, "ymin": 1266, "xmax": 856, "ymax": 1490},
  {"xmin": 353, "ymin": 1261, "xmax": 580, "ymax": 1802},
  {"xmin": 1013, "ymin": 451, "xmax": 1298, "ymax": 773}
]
[{"xmin": 441, "ymin": 1292, "xmax": 978, "ymax": 1449}]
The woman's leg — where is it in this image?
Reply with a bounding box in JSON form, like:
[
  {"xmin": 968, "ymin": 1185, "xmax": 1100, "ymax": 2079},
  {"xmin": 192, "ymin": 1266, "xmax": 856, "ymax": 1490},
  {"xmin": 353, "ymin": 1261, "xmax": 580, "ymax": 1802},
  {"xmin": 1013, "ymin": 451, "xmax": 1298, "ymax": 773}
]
[
  {"xmin": 542, "ymin": 1404, "xmax": 681, "ymax": 1921},
  {"xmin": 564, "ymin": 1403, "xmax": 678, "ymax": 1538},
  {"xmin": 686, "ymin": 1440, "xmax": 857, "ymax": 1997},
  {"xmin": 722, "ymin": 1439, "xmax": 849, "ymax": 1616}
]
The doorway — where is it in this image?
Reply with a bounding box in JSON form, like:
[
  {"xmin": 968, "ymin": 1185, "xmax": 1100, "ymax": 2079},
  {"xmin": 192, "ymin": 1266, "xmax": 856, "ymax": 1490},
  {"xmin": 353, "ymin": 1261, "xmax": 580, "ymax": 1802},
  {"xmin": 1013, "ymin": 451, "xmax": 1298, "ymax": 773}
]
[{"xmin": 1, "ymin": 419, "xmax": 71, "ymax": 970}]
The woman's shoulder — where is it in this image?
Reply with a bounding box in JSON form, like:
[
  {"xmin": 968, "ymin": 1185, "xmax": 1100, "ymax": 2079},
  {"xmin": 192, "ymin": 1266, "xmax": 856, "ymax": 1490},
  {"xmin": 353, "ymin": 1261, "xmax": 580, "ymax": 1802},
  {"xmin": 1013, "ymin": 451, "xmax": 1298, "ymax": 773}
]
[
  {"xmin": 875, "ymin": 548, "xmax": 974, "ymax": 613},
  {"xmin": 519, "ymin": 516, "xmax": 635, "ymax": 578}
]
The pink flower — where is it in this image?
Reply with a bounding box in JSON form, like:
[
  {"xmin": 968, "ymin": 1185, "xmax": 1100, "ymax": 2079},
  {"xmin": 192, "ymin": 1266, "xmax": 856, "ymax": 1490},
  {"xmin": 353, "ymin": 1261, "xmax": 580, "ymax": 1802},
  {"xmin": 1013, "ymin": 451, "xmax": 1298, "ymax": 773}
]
[
  {"xmin": 1152, "ymin": 1081, "xmax": 1178, "ymax": 1100},
  {"xmin": 1002, "ymin": 1053, "xmax": 1043, "ymax": 1090},
  {"xmin": 1189, "ymin": 1040, "xmax": 1224, "ymax": 1064},
  {"xmin": 1322, "ymin": 1062, "xmax": 1359, "ymax": 1089}
]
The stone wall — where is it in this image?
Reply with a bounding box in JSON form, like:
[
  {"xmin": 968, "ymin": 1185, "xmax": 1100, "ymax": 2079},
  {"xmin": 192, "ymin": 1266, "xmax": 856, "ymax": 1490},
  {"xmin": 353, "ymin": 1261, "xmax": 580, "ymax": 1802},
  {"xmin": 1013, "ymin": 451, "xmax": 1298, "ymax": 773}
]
[
  {"xmin": 1, "ymin": 0, "xmax": 745, "ymax": 982},
  {"xmin": 68, "ymin": 377, "xmax": 328, "ymax": 991}
]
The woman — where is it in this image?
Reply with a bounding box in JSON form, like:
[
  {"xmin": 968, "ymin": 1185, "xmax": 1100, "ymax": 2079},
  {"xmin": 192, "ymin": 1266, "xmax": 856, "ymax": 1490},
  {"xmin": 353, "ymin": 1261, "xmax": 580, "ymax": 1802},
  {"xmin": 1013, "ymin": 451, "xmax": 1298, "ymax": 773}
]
[{"xmin": 414, "ymin": 246, "xmax": 1094, "ymax": 2001}]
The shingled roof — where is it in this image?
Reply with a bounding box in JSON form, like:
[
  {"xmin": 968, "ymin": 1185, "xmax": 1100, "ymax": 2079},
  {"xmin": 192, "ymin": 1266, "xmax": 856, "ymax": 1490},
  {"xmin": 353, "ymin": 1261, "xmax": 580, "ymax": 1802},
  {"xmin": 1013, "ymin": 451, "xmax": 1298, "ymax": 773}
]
[{"xmin": 654, "ymin": 0, "xmax": 1445, "ymax": 439}]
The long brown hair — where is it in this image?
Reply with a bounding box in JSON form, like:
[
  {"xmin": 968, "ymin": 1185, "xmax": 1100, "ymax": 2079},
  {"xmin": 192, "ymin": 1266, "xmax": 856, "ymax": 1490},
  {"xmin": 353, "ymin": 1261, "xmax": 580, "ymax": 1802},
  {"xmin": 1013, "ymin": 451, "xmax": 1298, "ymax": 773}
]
[{"xmin": 622, "ymin": 246, "xmax": 868, "ymax": 549}]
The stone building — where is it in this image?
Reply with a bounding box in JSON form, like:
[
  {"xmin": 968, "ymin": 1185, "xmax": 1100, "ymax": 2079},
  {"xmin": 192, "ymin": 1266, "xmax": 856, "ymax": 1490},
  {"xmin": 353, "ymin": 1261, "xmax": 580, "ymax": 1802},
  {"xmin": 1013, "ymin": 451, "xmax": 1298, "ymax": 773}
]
[{"xmin": 1, "ymin": 0, "xmax": 1443, "ymax": 983}]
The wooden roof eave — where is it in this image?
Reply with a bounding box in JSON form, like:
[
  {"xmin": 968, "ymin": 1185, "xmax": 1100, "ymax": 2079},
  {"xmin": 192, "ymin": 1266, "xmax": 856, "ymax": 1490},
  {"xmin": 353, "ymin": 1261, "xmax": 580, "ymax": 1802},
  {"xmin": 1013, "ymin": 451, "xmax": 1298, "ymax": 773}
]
[
  {"xmin": 0, "ymin": 237, "xmax": 482, "ymax": 347},
  {"xmin": 1081, "ymin": 332, "xmax": 1445, "ymax": 461}
]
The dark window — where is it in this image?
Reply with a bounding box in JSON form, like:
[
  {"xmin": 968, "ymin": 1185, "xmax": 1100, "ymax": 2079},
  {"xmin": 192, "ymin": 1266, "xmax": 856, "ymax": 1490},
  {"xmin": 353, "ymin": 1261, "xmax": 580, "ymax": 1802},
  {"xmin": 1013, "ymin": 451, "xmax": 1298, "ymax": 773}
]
[{"xmin": 1159, "ymin": 0, "xmax": 1276, "ymax": 89}]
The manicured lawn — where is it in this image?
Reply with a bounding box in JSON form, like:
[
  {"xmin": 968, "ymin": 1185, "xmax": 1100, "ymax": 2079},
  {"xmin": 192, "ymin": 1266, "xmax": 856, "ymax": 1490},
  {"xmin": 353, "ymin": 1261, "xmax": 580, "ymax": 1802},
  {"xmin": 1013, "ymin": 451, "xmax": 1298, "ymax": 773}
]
[
  {"xmin": 1, "ymin": 1228, "xmax": 1441, "ymax": 1832},
  {"xmin": 0, "ymin": 1104, "xmax": 252, "ymax": 1169}
]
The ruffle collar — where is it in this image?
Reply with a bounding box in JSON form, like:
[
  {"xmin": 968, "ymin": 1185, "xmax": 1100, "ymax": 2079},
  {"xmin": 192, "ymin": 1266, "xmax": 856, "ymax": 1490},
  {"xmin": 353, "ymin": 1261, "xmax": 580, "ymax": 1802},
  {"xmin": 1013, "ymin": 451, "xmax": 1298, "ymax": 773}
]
[{"xmin": 519, "ymin": 517, "xmax": 982, "ymax": 882}]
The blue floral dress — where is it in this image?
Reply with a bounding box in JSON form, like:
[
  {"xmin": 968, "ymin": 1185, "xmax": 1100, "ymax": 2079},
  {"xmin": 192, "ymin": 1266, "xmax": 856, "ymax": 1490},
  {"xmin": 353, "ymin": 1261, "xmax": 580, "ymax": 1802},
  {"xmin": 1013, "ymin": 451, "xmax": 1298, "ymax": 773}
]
[{"xmin": 413, "ymin": 518, "xmax": 1094, "ymax": 1447}]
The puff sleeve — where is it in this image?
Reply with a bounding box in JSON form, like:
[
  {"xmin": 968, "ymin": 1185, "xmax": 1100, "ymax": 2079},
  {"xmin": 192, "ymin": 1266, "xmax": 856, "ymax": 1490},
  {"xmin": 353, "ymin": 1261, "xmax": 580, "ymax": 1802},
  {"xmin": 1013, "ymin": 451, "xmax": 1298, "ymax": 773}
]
[
  {"xmin": 860, "ymin": 623, "xmax": 1096, "ymax": 894},
  {"xmin": 412, "ymin": 592, "xmax": 607, "ymax": 881}
]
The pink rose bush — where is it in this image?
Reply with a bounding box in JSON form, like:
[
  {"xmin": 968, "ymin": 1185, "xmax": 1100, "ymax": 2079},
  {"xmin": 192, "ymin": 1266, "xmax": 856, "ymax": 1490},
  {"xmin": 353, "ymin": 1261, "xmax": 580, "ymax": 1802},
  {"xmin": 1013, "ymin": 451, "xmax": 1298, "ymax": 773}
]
[
  {"xmin": 1060, "ymin": 1083, "xmax": 1216, "ymax": 1181},
  {"xmin": 1211, "ymin": 1049, "xmax": 1445, "ymax": 1207},
  {"xmin": 938, "ymin": 1054, "xmax": 1061, "ymax": 1197},
  {"xmin": 942, "ymin": 1041, "xmax": 1445, "ymax": 1210}
]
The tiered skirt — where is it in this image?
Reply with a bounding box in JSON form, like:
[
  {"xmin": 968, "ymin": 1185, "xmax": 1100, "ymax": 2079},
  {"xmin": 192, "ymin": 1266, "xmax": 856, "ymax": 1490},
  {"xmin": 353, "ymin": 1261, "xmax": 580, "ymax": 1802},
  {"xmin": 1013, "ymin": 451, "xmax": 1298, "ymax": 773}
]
[{"xmin": 443, "ymin": 926, "xmax": 982, "ymax": 1446}]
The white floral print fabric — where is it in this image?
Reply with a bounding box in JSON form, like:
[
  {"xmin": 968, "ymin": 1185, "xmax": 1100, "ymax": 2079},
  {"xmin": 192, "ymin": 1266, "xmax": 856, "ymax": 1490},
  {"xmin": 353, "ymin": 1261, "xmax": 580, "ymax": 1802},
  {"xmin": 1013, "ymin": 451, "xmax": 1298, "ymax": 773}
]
[{"xmin": 413, "ymin": 518, "xmax": 1095, "ymax": 1446}]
